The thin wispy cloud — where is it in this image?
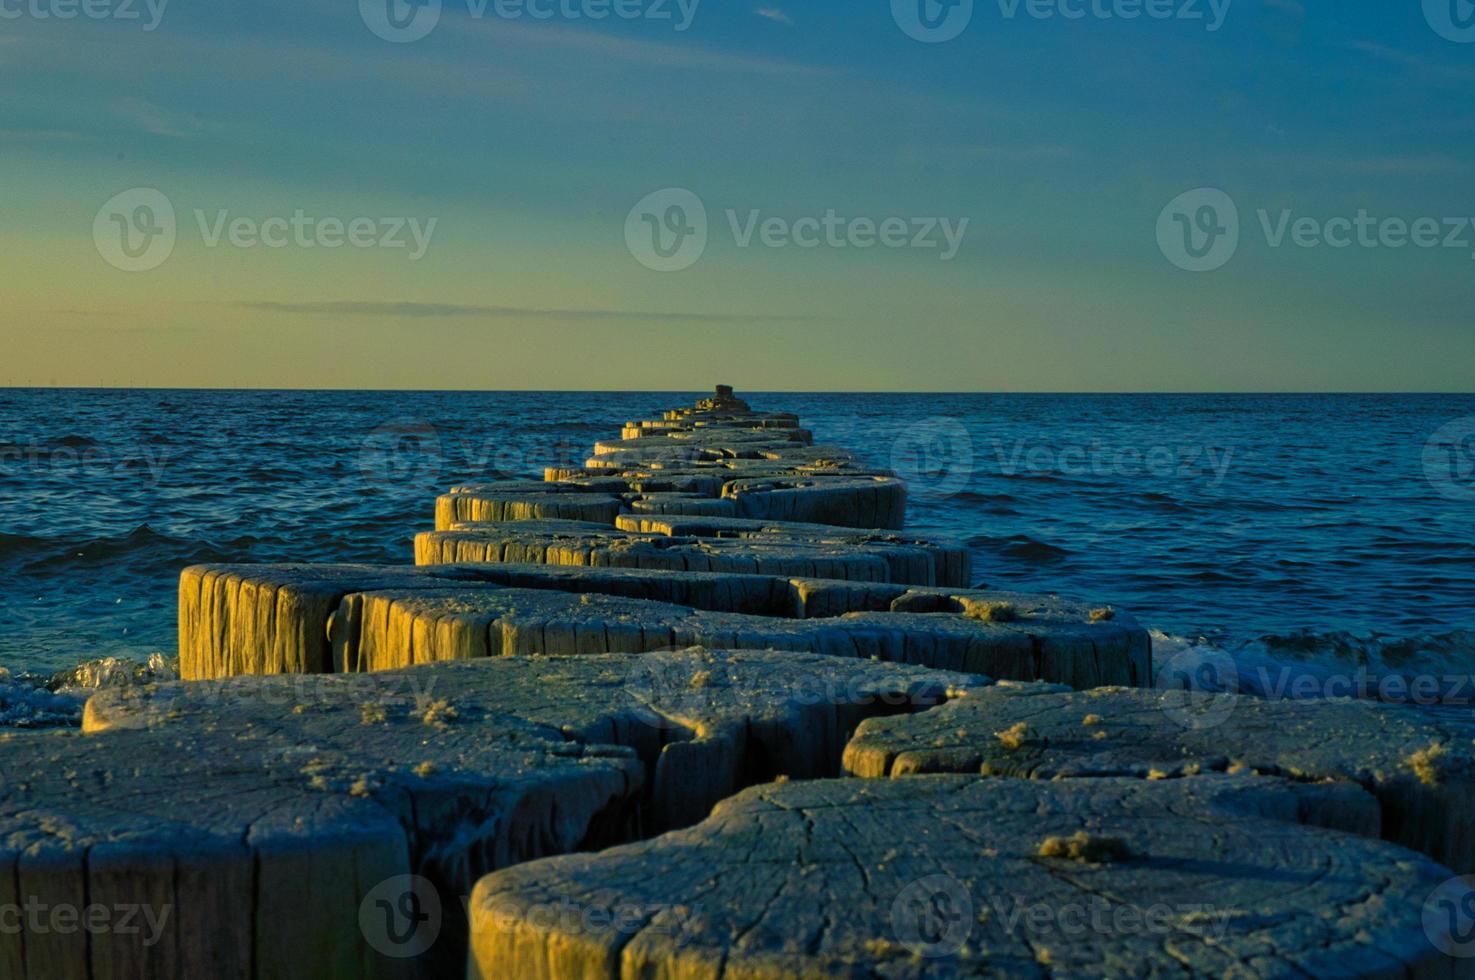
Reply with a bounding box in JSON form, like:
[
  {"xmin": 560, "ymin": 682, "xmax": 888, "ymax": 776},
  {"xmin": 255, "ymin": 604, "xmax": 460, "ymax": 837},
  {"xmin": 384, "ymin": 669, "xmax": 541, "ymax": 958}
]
[
  {"xmin": 1257, "ymin": 150, "xmax": 1464, "ymax": 176},
  {"xmin": 1347, "ymin": 41, "xmax": 1475, "ymax": 84},
  {"xmin": 1334, "ymin": 155, "xmax": 1464, "ymax": 176},
  {"xmin": 956, "ymin": 143, "xmax": 1076, "ymax": 161},
  {"xmin": 235, "ymin": 301, "xmax": 836, "ymax": 323},
  {"xmin": 458, "ymin": 18, "xmax": 828, "ymax": 76},
  {"xmin": 0, "ymin": 21, "xmax": 532, "ymax": 92},
  {"xmin": 114, "ymin": 97, "xmax": 203, "ymax": 139},
  {"xmin": 755, "ymin": 7, "xmax": 794, "ymax": 25},
  {"xmin": 900, "ymin": 141, "xmax": 1076, "ymax": 166},
  {"xmin": 0, "ymin": 128, "xmax": 93, "ymax": 142}
]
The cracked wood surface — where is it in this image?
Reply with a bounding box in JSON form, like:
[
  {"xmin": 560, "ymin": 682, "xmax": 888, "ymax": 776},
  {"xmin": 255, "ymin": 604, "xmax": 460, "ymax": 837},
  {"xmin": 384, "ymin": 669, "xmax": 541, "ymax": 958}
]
[
  {"xmin": 469, "ymin": 773, "xmax": 1455, "ymax": 979},
  {"xmin": 4, "ymin": 650, "xmax": 978, "ymax": 979},
  {"xmin": 0, "ymin": 681, "xmax": 640, "ymax": 980},
  {"xmin": 843, "ymin": 683, "xmax": 1475, "ymax": 873},
  {"xmin": 417, "ymin": 517, "xmax": 970, "ymax": 586},
  {"xmin": 179, "ymin": 563, "xmax": 1149, "ymax": 689}
]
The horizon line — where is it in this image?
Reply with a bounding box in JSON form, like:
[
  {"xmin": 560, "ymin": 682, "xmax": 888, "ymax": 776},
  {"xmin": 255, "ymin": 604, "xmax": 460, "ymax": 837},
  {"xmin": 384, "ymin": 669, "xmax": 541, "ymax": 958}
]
[{"xmin": 3, "ymin": 386, "xmax": 1472, "ymax": 396}]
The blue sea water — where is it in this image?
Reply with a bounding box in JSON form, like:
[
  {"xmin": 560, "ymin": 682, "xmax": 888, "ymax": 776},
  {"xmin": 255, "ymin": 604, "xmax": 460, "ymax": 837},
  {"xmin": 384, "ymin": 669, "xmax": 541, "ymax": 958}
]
[{"xmin": 1, "ymin": 390, "xmax": 1472, "ymax": 714}]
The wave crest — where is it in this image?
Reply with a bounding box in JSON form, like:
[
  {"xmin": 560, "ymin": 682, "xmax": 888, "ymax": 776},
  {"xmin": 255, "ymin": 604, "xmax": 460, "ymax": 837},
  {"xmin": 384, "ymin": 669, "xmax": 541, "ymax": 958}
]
[{"xmin": 1152, "ymin": 628, "xmax": 1475, "ymax": 705}]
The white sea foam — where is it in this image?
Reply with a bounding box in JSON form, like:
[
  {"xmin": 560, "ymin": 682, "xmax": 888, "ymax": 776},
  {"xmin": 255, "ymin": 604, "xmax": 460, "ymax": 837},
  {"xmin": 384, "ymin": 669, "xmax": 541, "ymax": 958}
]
[
  {"xmin": 0, "ymin": 653, "xmax": 178, "ymax": 729},
  {"xmin": 0, "ymin": 670, "xmax": 87, "ymax": 728},
  {"xmin": 1151, "ymin": 628, "xmax": 1475, "ymax": 707}
]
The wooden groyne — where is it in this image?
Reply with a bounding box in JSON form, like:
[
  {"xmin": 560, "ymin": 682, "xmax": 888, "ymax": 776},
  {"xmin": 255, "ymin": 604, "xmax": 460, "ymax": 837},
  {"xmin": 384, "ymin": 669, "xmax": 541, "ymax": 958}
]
[{"xmin": 1, "ymin": 388, "xmax": 1467, "ymax": 979}]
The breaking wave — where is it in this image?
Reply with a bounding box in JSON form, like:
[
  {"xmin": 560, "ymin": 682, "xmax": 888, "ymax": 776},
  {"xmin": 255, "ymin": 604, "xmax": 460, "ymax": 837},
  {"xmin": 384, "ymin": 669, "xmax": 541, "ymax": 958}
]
[
  {"xmin": 0, "ymin": 653, "xmax": 177, "ymax": 729},
  {"xmin": 1152, "ymin": 628, "xmax": 1475, "ymax": 706}
]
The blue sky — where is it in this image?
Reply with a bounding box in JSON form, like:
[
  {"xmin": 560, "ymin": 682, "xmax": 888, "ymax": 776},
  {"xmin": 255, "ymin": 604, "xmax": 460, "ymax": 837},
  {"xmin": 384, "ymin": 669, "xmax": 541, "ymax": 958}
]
[{"xmin": 2, "ymin": 0, "xmax": 1472, "ymax": 389}]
